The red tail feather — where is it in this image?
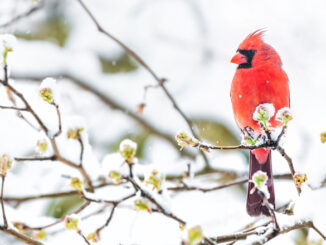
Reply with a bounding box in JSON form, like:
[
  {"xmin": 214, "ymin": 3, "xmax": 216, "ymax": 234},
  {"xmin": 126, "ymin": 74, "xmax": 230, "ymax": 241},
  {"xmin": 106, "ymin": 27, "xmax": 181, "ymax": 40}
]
[{"xmin": 247, "ymin": 149, "xmax": 275, "ymax": 216}]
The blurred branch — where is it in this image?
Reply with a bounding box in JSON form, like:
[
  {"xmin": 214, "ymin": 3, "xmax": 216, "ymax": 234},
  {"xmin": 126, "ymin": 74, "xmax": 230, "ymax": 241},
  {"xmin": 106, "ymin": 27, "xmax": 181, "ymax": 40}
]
[
  {"xmin": 0, "ymin": 4, "xmax": 43, "ymax": 29},
  {"xmin": 0, "ymin": 227, "xmax": 43, "ymax": 245},
  {"xmin": 4, "ymin": 182, "xmax": 114, "ymax": 203},
  {"xmin": 75, "ymin": 0, "xmax": 211, "ymax": 168},
  {"xmin": 0, "ymin": 105, "xmax": 28, "ymax": 111},
  {"xmin": 168, "ymin": 173, "xmax": 292, "ymax": 193},
  {"xmin": 14, "ymin": 156, "xmax": 56, "ymax": 161},
  {"xmin": 12, "ymin": 73, "xmax": 194, "ymax": 159},
  {"xmin": 15, "ymin": 201, "xmax": 91, "ymax": 231}
]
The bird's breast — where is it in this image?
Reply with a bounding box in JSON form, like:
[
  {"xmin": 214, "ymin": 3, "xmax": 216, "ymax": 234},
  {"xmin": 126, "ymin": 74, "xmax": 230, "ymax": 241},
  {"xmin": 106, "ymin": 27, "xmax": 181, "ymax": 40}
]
[{"xmin": 230, "ymin": 66, "xmax": 290, "ymax": 132}]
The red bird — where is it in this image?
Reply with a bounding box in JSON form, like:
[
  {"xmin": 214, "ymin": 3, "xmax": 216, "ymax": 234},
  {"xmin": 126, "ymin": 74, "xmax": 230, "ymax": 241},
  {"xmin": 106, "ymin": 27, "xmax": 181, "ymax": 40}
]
[{"xmin": 230, "ymin": 30, "xmax": 290, "ymax": 216}]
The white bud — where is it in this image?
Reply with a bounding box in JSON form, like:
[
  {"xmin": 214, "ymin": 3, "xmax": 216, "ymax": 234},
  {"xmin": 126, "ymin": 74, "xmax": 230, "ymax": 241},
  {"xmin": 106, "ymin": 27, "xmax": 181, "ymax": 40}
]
[
  {"xmin": 119, "ymin": 139, "xmax": 137, "ymax": 163},
  {"xmin": 253, "ymin": 103, "xmax": 275, "ymax": 122},
  {"xmin": 276, "ymin": 107, "xmax": 293, "ymax": 126},
  {"xmin": 39, "ymin": 78, "xmax": 57, "ymax": 103},
  {"xmin": 0, "ymin": 34, "xmax": 17, "ymax": 51}
]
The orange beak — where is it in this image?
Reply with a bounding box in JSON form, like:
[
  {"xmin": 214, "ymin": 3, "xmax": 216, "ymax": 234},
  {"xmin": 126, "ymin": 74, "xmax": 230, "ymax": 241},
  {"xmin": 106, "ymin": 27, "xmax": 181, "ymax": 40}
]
[{"xmin": 230, "ymin": 52, "xmax": 247, "ymax": 65}]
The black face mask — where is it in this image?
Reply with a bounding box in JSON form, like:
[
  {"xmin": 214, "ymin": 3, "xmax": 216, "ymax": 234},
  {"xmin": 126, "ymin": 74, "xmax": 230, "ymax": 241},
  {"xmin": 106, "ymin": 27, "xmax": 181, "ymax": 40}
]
[{"xmin": 237, "ymin": 49, "xmax": 256, "ymax": 69}]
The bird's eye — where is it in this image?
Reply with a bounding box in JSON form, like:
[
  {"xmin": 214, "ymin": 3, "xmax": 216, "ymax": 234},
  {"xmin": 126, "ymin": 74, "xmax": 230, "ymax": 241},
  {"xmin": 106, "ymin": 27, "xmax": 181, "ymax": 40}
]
[{"xmin": 238, "ymin": 49, "xmax": 256, "ymax": 58}]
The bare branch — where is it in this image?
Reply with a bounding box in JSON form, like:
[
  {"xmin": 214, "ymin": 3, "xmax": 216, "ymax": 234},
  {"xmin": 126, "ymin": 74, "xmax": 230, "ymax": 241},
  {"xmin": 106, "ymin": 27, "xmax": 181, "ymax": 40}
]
[
  {"xmin": 0, "ymin": 4, "xmax": 43, "ymax": 29},
  {"xmin": 52, "ymin": 103, "xmax": 62, "ymax": 138},
  {"xmin": 0, "ymin": 105, "xmax": 28, "ymax": 111},
  {"xmin": 78, "ymin": 230, "xmax": 91, "ymax": 245},
  {"xmin": 78, "ymin": 139, "xmax": 85, "ymax": 166},
  {"xmin": 75, "ymin": 0, "xmax": 210, "ymax": 167},
  {"xmin": 0, "ymin": 175, "xmax": 8, "ymax": 228},
  {"xmin": 0, "ymin": 227, "xmax": 43, "ymax": 245},
  {"xmin": 14, "ymin": 156, "xmax": 57, "ymax": 162},
  {"xmin": 4, "ymin": 182, "xmax": 114, "ymax": 203},
  {"xmin": 94, "ymin": 205, "xmax": 116, "ymax": 240},
  {"xmin": 276, "ymin": 146, "xmax": 301, "ymax": 194},
  {"xmin": 168, "ymin": 174, "xmax": 292, "ymax": 193}
]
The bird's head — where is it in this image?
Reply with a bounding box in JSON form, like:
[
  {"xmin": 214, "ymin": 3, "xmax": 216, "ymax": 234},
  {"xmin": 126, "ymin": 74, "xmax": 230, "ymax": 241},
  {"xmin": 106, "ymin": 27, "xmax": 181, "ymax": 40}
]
[{"xmin": 231, "ymin": 29, "xmax": 282, "ymax": 69}]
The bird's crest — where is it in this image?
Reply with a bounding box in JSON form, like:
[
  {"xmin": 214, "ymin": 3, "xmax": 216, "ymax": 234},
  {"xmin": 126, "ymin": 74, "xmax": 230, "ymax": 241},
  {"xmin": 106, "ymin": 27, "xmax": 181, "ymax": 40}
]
[{"xmin": 238, "ymin": 29, "xmax": 266, "ymax": 50}]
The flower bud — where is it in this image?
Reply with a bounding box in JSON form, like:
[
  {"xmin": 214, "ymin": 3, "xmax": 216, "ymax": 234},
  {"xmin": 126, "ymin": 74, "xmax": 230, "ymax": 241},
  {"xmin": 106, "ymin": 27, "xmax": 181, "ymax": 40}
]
[
  {"xmin": 187, "ymin": 226, "xmax": 204, "ymax": 245},
  {"xmin": 134, "ymin": 199, "xmax": 152, "ymax": 213},
  {"xmin": 36, "ymin": 139, "xmax": 48, "ymax": 154},
  {"xmin": 67, "ymin": 128, "xmax": 84, "ymax": 140},
  {"xmin": 252, "ymin": 171, "xmax": 268, "ymax": 190},
  {"xmin": 108, "ymin": 171, "xmax": 121, "ymax": 184},
  {"xmin": 0, "ymin": 34, "xmax": 16, "ymax": 65},
  {"xmin": 253, "ymin": 103, "xmax": 275, "ymax": 130},
  {"xmin": 12, "ymin": 222, "xmax": 28, "ymax": 233},
  {"xmin": 119, "ymin": 139, "xmax": 137, "ymax": 164},
  {"xmin": 136, "ymin": 103, "xmax": 146, "ymax": 114},
  {"xmin": 320, "ymin": 132, "xmax": 326, "ymax": 144},
  {"xmin": 0, "ymin": 153, "xmax": 13, "ymax": 176},
  {"xmin": 294, "ymin": 173, "xmax": 307, "ymax": 187},
  {"xmin": 87, "ymin": 232, "xmax": 100, "ymax": 243},
  {"xmin": 64, "ymin": 215, "xmax": 79, "ymax": 231},
  {"xmin": 70, "ymin": 177, "xmax": 83, "ymax": 192},
  {"xmin": 33, "ymin": 230, "xmax": 47, "ymax": 240},
  {"xmin": 175, "ymin": 130, "xmax": 198, "ymax": 150},
  {"xmin": 276, "ymin": 107, "xmax": 293, "ymax": 126},
  {"xmin": 0, "ymin": 34, "xmax": 16, "ymax": 51},
  {"xmin": 145, "ymin": 170, "xmax": 164, "ymax": 192},
  {"xmin": 39, "ymin": 78, "xmax": 56, "ymax": 104}
]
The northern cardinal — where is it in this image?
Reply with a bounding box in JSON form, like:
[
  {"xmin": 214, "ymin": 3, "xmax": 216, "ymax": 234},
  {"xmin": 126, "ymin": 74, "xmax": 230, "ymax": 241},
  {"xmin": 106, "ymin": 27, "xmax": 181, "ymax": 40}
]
[{"xmin": 230, "ymin": 30, "xmax": 290, "ymax": 216}]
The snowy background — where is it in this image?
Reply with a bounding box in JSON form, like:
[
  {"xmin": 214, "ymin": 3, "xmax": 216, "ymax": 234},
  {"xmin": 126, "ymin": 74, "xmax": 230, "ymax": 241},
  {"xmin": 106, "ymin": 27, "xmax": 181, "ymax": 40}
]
[{"xmin": 0, "ymin": 0, "xmax": 326, "ymax": 244}]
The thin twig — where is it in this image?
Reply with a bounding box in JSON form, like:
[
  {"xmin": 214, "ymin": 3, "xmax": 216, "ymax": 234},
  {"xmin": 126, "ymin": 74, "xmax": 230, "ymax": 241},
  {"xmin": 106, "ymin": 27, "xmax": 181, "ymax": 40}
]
[
  {"xmin": 276, "ymin": 146, "xmax": 301, "ymax": 194},
  {"xmin": 4, "ymin": 182, "xmax": 125, "ymax": 203},
  {"xmin": 0, "ymin": 4, "xmax": 42, "ymax": 28},
  {"xmin": 52, "ymin": 103, "xmax": 62, "ymax": 138},
  {"xmin": 14, "ymin": 156, "xmax": 57, "ymax": 162},
  {"xmin": 0, "ymin": 105, "xmax": 28, "ymax": 111},
  {"xmin": 81, "ymin": 192, "xmax": 136, "ymax": 205},
  {"xmin": 13, "ymin": 201, "xmax": 91, "ymax": 231},
  {"xmin": 94, "ymin": 205, "xmax": 116, "ymax": 239},
  {"xmin": 0, "ymin": 175, "xmax": 8, "ymax": 228},
  {"xmin": 78, "ymin": 229, "xmax": 91, "ymax": 245},
  {"xmin": 168, "ymin": 174, "xmax": 292, "ymax": 193},
  {"xmin": 78, "ymin": 139, "xmax": 84, "ymax": 166}
]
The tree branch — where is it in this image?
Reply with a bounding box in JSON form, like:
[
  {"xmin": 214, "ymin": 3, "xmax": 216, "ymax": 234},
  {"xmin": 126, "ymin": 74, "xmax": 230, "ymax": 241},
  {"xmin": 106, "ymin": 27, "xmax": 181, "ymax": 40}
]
[
  {"xmin": 0, "ymin": 227, "xmax": 43, "ymax": 245},
  {"xmin": 0, "ymin": 4, "xmax": 43, "ymax": 29},
  {"xmin": 0, "ymin": 175, "xmax": 8, "ymax": 228},
  {"xmin": 75, "ymin": 0, "xmax": 210, "ymax": 168},
  {"xmin": 168, "ymin": 174, "xmax": 292, "ymax": 193}
]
